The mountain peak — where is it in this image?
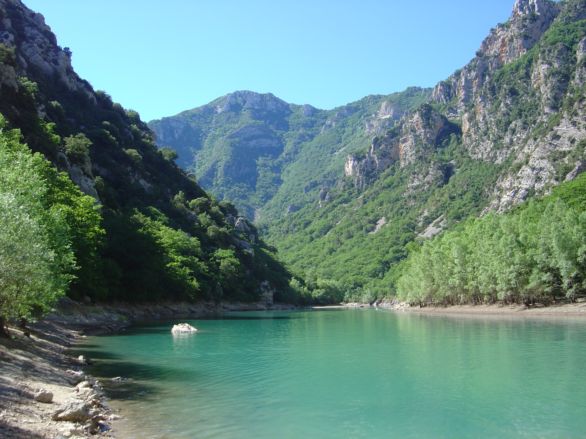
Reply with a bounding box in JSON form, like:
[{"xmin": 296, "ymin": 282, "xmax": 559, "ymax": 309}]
[{"xmin": 214, "ymin": 90, "xmax": 290, "ymax": 114}]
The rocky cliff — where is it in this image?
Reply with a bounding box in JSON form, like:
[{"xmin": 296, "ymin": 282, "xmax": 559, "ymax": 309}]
[
  {"xmin": 347, "ymin": 0, "xmax": 585, "ymax": 212},
  {"xmin": 431, "ymin": 0, "xmax": 586, "ymax": 211}
]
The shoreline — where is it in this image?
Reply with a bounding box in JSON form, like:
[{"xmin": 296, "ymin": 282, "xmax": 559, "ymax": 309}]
[
  {"xmin": 338, "ymin": 301, "xmax": 586, "ymax": 318},
  {"xmin": 0, "ymin": 299, "xmax": 294, "ymax": 438}
]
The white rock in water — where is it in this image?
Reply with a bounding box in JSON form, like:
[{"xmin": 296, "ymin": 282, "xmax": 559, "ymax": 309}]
[{"xmin": 171, "ymin": 323, "xmax": 198, "ymax": 334}]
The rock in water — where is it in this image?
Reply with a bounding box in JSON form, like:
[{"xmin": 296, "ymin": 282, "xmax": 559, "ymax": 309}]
[
  {"xmin": 171, "ymin": 323, "xmax": 198, "ymax": 334},
  {"xmin": 33, "ymin": 388, "xmax": 53, "ymax": 403}
]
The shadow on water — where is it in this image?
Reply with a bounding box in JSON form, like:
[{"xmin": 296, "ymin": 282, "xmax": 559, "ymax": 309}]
[
  {"xmin": 101, "ymin": 379, "xmax": 161, "ymax": 402},
  {"xmin": 210, "ymin": 315, "xmax": 297, "ymax": 321},
  {"xmin": 70, "ymin": 349, "xmax": 123, "ymax": 361},
  {"xmin": 87, "ymin": 358, "xmax": 198, "ymax": 383},
  {"xmin": 73, "ymin": 343, "xmax": 101, "ymax": 348},
  {"xmin": 92, "ymin": 314, "xmax": 301, "ymax": 337}
]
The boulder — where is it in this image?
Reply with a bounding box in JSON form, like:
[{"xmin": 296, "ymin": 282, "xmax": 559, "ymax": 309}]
[
  {"xmin": 171, "ymin": 323, "xmax": 198, "ymax": 334},
  {"xmin": 66, "ymin": 369, "xmax": 86, "ymax": 384},
  {"xmin": 52, "ymin": 400, "xmax": 92, "ymax": 423},
  {"xmin": 75, "ymin": 380, "xmax": 92, "ymax": 390},
  {"xmin": 33, "ymin": 388, "xmax": 53, "ymax": 403}
]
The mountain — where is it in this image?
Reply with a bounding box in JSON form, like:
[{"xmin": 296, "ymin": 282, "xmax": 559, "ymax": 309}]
[
  {"xmin": 151, "ymin": 0, "xmax": 586, "ymax": 301},
  {"xmin": 0, "ymin": 0, "xmax": 293, "ymax": 305},
  {"xmin": 148, "ymin": 88, "xmax": 431, "ymax": 220}
]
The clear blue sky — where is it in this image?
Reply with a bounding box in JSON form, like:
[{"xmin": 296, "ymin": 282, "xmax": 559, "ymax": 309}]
[{"xmin": 25, "ymin": 0, "xmax": 515, "ymax": 121}]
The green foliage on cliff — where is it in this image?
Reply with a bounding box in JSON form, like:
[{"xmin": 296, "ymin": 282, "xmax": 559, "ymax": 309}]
[{"xmin": 397, "ymin": 173, "xmax": 586, "ymax": 304}]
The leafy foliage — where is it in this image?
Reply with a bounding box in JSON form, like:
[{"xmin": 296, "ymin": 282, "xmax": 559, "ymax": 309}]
[
  {"xmin": 0, "ymin": 119, "xmax": 101, "ymax": 322},
  {"xmin": 397, "ymin": 173, "xmax": 586, "ymax": 304}
]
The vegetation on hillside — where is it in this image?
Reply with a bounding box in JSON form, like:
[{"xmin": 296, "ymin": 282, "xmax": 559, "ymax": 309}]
[
  {"xmin": 397, "ymin": 172, "xmax": 586, "ymax": 305},
  {"xmin": 271, "ymin": 135, "xmax": 504, "ymax": 302},
  {"xmin": 0, "ymin": 118, "xmax": 101, "ymax": 333},
  {"xmin": 0, "ymin": 0, "xmax": 298, "ymax": 332},
  {"xmin": 149, "ymin": 88, "xmax": 431, "ymax": 220},
  {"xmin": 263, "ymin": 1, "xmax": 586, "ymax": 302}
]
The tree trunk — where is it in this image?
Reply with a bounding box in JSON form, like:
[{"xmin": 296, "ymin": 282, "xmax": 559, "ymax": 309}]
[
  {"xmin": 19, "ymin": 318, "xmax": 30, "ymax": 337},
  {"xmin": 0, "ymin": 316, "xmax": 10, "ymax": 338}
]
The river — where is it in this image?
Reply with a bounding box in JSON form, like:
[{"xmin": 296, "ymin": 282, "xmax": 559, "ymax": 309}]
[{"xmin": 79, "ymin": 309, "xmax": 586, "ymax": 438}]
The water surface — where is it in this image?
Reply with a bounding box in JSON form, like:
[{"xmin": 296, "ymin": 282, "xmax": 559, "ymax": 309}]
[{"xmin": 80, "ymin": 310, "xmax": 586, "ymax": 438}]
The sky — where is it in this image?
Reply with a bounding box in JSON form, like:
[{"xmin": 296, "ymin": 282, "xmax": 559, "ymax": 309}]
[{"xmin": 25, "ymin": 0, "xmax": 515, "ymax": 122}]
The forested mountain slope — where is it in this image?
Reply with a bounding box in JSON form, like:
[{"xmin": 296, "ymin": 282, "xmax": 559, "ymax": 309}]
[
  {"xmin": 153, "ymin": 0, "xmax": 586, "ymax": 301},
  {"xmin": 149, "ymin": 88, "xmax": 430, "ymax": 220},
  {"xmin": 0, "ymin": 0, "xmax": 293, "ymax": 319}
]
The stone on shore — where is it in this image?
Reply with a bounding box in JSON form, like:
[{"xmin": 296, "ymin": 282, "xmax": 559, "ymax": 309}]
[
  {"xmin": 75, "ymin": 380, "xmax": 92, "ymax": 390},
  {"xmin": 65, "ymin": 369, "xmax": 86, "ymax": 384},
  {"xmin": 52, "ymin": 400, "xmax": 92, "ymax": 423},
  {"xmin": 171, "ymin": 323, "xmax": 198, "ymax": 334},
  {"xmin": 33, "ymin": 388, "xmax": 53, "ymax": 403}
]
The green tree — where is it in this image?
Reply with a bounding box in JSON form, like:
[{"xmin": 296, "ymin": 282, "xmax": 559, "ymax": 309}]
[
  {"xmin": 0, "ymin": 124, "xmax": 75, "ymax": 333},
  {"xmin": 64, "ymin": 133, "xmax": 92, "ymax": 165}
]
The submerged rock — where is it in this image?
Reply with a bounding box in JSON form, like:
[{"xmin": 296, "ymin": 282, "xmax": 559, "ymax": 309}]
[{"xmin": 171, "ymin": 323, "xmax": 198, "ymax": 334}]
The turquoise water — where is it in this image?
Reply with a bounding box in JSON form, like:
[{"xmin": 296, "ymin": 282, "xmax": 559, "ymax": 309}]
[{"xmin": 80, "ymin": 310, "xmax": 586, "ymax": 438}]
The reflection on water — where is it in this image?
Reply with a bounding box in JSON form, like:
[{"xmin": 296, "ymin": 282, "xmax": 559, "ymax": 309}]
[{"xmin": 78, "ymin": 310, "xmax": 586, "ymax": 439}]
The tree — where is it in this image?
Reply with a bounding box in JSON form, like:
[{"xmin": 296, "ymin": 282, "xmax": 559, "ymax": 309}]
[
  {"xmin": 160, "ymin": 147, "xmax": 178, "ymax": 162},
  {"xmin": 63, "ymin": 133, "xmax": 92, "ymax": 166},
  {"xmin": 0, "ymin": 124, "xmax": 75, "ymax": 334}
]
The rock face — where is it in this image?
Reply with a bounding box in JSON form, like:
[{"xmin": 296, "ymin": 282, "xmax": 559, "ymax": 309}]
[
  {"xmin": 426, "ymin": 0, "xmax": 586, "ymax": 211},
  {"xmin": 0, "ymin": 0, "xmax": 93, "ymax": 98},
  {"xmin": 0, "ymin": 0, "xmax": 100, "ymax": 201},
  {"xmin": 432, "ymin": 0, "xmax": 560, "ymax": 111},
  {"xmin": 453, "ymin": 0, "xmax": 584, "ymax": 211},
  {"xmin": 345, "ymin": 105, "xmax": 460, "ymax": 188}
]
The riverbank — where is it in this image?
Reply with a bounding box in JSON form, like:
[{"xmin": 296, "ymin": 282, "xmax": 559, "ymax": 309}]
[
  {"xmin": 0, "ymin": 298, "xmax": 293, "ymax": 438},
  {"xmin": 341, "ymin": 300, "xmax": 586, "ymax": 318},
  {"xmin": 0, "ymin": 319, "xmax": 115, "ymax": 438}
]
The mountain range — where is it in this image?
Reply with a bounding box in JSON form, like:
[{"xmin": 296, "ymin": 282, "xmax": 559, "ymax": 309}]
[{"xmin": 149, "ymin": 0, "xmax": 586, "ymax": 298}]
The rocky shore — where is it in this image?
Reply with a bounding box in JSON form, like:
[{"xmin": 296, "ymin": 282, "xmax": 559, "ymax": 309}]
[{"xmin": 0, "ymin": 299, "xmax": 294, "ymax": 438}]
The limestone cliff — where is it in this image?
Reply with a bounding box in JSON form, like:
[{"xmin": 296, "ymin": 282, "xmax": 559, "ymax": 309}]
[{"xmin": 348, "ymin": 0, "xmax": 585, "ymax": 212}]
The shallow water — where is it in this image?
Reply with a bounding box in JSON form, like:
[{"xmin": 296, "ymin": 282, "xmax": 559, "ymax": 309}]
[{"xmin": 80, "ymin": 310, "xmax": 586, "ymax": 438}]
